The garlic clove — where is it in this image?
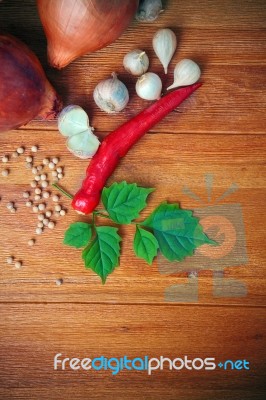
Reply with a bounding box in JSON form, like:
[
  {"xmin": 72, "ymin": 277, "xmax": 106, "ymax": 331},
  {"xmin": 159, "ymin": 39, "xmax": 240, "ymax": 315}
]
[
  {"xmin": 136, "ymin": 72, "xmax": 162, "ymax": 101},
  {"xmin": 93, "ymin": 73, "xmax": 129, "ymax": 114},
  {"xmin": 58, "ymin": 105, "xmax": 89, "ymax": 137},
  {"xmin": 67, "ymin": 130, "xmax": 100, "ymax": 159},
  {"xmin": 135, "ymin": 0, "xmax": 163, "ymax": 22},
  {"xmin": 153, "ymin": 28, "xmax": 177, "ymax": 74},
  {"xmin": 123, "ymin": 49, "xmax": 149, "ymax": 76},
  {"xmin": 167, "ymin": 59, "xmax": 201, "ymax": 90}
]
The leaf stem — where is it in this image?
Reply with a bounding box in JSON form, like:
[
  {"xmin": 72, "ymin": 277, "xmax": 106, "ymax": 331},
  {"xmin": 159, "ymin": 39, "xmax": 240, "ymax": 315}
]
[
  {"xmin": 52, "ymin": 183, "xmax": 73, "ymax": 199},
  {"xmin": 92, "ymin": 211, "xmax": 96, "ymax": 227},
  {"xmin": 94, "ymin": 211, "xmax": 111, "ymax": 220}
]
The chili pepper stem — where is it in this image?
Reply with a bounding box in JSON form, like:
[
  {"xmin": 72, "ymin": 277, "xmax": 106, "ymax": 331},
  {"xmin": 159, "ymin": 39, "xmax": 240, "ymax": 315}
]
[{"xmin": 52, "ymin": 183, "xmax": 73, "ymax": 199}]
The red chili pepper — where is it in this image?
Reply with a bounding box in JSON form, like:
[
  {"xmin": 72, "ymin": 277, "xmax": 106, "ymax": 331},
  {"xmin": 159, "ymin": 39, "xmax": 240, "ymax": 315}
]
[{"xmin": 72, "ymin": 83, "xmax": 202, "ymax": 214}]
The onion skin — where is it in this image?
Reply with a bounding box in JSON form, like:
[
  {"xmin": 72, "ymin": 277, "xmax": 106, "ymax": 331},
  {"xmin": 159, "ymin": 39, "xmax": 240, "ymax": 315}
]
[
  {"xmin": 37, "ymin": 0, "xmax": 139, "ymax": 69},
  {"xmin": 0, "ymin": 34, "xmax": 61, "ymax": 133}
]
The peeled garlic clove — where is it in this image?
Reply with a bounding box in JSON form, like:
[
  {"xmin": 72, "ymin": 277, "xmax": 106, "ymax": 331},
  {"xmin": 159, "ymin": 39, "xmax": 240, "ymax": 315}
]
[
  {"xmin": 93, "ymin": 73, "xmax": 129, "ymax": 114},
  {"xmin": 67, "ymin": 130, "xmax": 100, "ymax": 159},
  {"xmin": 136, "ymin": 72, "xmax": 162, "ymax": 101},
  {"xmin": 167, "ymin": 59, "xmax": 201, "ymax": 90},
  {"xmin": 123, "ymin": 49, "xmax": 149, "ymax": 76},
  {"xmin": 58, "ymin": 105, "xmax": 89, "ymax": 137},
  {"xmin": 136, "ymin": 0, "xmax": 163, "ymax": 22},
  {"xmin": 153, "ymin": 28, "xmax": 177, "ymax": 74}
]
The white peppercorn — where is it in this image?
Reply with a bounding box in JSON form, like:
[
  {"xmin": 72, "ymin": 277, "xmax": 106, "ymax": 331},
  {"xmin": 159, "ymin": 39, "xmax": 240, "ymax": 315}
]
[
  {"xmin": 42, "ymin": 191, "xmax": 50, "ymax": 199},
  {"xmin": 30, "ymin": 181, "xmax": 37, "ymax": 188},
  {"xmin": 15, "ymin": 261, "xmax": 22, "ymax": 269},
  {"xmin": 6, "ymin": 256, "xmax": 14, "ymax": 264},
  {"xmin": 2, "ymin": 169, "xmax": 9, "ymax": 177},
  {"xmin": 2, "ymin": 155, "xmax": 8, "ymax": 163},
  {"xmin": 17, "ymin": 147, "xmax": 25, "ymax": 154},
  {"xmin": 52, "ymin": 157, "xmax": 59, "ymax": 164},
  {"xmin": 26, "ymin": 156, "xmax": 33, "ymax": 163},
  {"xmin": 41, "ymin": 181, "xmax": 48, "ymax": 188},
  {"xmin": 38, "ymin": 214, "xmax": 45, "ymax": 221},
  {"xmin": 7, "ymin": 202, "xmax": 14, "ymax": 210},
  {"xmin": 43, "ymin": 158, "xmax": 49, "ymax": 165},
  {"xmin": 48, "ymin": 162, "xmax": 55, "ymax": 169}
]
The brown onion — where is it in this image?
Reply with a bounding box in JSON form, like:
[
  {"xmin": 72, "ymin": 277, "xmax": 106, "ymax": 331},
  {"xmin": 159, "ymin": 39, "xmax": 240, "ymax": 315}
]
[
  {"xmin": 0, "ymin": 34, "xmax": 61, "ymax": 133},
  {"xmin": 37, "ymin": 0, "xmax": 139, "ymax": 69}
]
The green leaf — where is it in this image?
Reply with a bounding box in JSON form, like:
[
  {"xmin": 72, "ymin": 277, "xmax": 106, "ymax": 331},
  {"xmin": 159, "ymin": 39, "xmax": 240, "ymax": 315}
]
[
  {"xmin": 63, "ymin": 222, "xmax": 92, "ymax": 248},
  {"xmin": 141, "ymin": 202, "xmax": 217, "ymax": 262},
  {"xmin": 102, "ymin": 181, "xmax": 154, "ymax": 224},
  {"xmin": 134, "ymin": 226, "xmax": 159, "ymax": 265},
  {"xmin": 82, "ymin": 226, "xmax": 121, "ymax": 283}
]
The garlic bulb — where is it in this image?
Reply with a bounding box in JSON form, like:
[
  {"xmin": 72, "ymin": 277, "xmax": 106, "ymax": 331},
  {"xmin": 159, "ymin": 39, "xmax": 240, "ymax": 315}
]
[
  {"xmin": 136, "ymin": 0, "xmax": 163, "ymax": 22},
  {"xmin": 58, "ymin": 105, "xmax": 100, "ymax": 159},
  {"xmin": 167, "ymin": 59, "xmax": 201, "ymax": 90},
  {"xmin": 123, "ymin": 49, "xmax": 149, "ymax": 76},
  {"xmin": 58, "ymin": 105, "xmax": 89, "ymax": 137},
  {"xmin": 136, "ymin": 72, "xmax": 162, "ymax": 100},
  {"xmin": 153, "ymin": 28, "xmax": 177, "ymax": 74},
  {"xmin": 93, "ymin": 73, "xmax": 129, "ymax": 113},
  {"xmin": 67, "ymin": 130, "xmax": 100, "ymax": 159}
]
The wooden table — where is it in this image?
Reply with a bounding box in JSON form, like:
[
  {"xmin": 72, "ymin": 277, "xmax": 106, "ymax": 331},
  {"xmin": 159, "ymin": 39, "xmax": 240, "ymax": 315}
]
[{"xmin": 0, "ymin": 1, "xmax": 265, "ymax": 399}]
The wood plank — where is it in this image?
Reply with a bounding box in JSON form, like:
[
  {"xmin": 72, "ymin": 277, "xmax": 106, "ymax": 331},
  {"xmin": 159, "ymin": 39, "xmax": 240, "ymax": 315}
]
[
  {"xmin": 0, "ymin": 0, "xmax": 265, "ymax": 134},
  {"xmin": 0, "ymin": 304, "xmax": 265, "ymax": 399},
  {"xmin": 0, "ymin": 1, "xmax": 265, "ymax": 398},
  {"xmin": 0, "ymin": 130, "xmax": 265, "ymax": 305},
  {"xmin": 23, "ymin": 64, "xmax": 266, "ymax": 135}
]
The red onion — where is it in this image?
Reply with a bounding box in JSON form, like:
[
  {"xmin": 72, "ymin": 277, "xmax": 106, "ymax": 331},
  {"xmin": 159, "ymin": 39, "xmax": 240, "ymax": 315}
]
[{"xmin": 0, "ymin": 34, "xmax": 61, "ymax": 133}]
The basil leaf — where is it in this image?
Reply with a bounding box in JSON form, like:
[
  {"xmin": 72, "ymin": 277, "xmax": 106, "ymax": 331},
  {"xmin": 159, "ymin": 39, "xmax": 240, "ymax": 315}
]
[
  {"xmin": 82, "ymin": 226, "xmax": 121, "ymax": 283},
  {"xmin": 102, "ymin": 181, "xmax": 154, "ymax": 224},
  {"xmin": 134, "ymin": 226, "xmax": 159, "ymax": 265},
  {"xmin": 141, "ymin": 202, "xmax": 217, "ymax": 262},
  {"xmin": 63, "ymin": 222, "xmax": 92, "ymax": 248}
]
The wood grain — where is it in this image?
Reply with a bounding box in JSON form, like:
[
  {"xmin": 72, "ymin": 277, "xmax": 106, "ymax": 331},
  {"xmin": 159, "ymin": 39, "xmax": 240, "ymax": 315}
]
[
  {"xmin": 0, "ymin": 304, "xmax": 265, "ymax": 399},
  {"xmin": 0, "ymin": 0, "xmax": 265, "ymax": 134},
  {"xmin": 0, "ymin": 131, "xmax": 265, "ymax": 305},
  {"xmin": 0, "ymin": 0, "xmax": 265, "ymax": 399}
]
